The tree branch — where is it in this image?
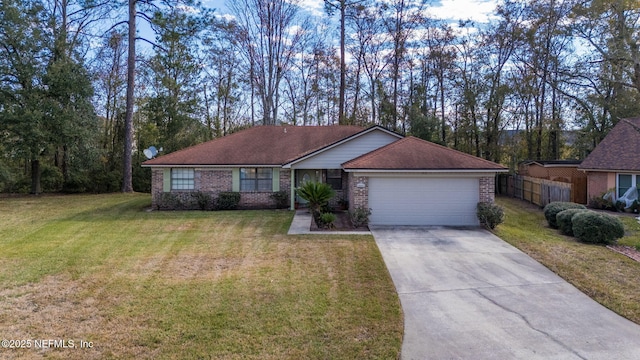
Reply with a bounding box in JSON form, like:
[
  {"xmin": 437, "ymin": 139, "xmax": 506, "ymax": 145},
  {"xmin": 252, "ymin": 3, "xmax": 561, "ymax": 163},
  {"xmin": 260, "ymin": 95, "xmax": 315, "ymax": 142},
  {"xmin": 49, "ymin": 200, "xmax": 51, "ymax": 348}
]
[
  {"xmin": 103, "ymin": 20, "xmax": 128, "ymax": 35},
  {"xmin": 135, "ymin": 36, "xmax": 167, "ymax": 52}
]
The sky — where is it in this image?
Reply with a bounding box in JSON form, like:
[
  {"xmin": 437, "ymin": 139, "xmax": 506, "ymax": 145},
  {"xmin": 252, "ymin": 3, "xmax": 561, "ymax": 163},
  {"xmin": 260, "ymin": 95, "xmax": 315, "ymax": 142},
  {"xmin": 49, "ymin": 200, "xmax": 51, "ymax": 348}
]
[{"xmin": 202, "ymin": 0, "xmax": 500, "ymax": 24}]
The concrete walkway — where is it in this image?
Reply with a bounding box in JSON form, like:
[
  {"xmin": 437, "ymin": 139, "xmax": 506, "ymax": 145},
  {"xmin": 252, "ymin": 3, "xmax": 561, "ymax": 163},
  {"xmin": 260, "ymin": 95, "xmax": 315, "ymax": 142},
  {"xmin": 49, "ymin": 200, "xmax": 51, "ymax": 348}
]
[
  {"xmin": 287, "ymin": 210, "xmax": 370, "ymax": 235},
  {"xmin": 371, "ymin": 226, "xmax": 640, "ymax": 360}
]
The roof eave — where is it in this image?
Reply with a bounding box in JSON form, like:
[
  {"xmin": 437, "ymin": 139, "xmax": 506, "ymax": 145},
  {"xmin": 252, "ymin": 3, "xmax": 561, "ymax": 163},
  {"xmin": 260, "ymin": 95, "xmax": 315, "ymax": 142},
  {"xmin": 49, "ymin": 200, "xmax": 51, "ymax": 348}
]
[
  {"xmin": 342, "ymin": 168, "xmax": 508, "ymax": 173},
  {"xmin": 141, "ymin": 164, "xmax": 282, "ymax": 168},
  {"xmin": 578, "ymin": 167, "xmax": 640, "ymax": 173}
]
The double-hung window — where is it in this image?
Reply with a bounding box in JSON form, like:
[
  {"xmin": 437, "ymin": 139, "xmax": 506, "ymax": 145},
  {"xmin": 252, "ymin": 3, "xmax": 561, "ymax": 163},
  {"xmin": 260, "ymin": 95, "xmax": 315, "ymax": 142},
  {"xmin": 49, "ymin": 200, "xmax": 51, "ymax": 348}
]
[
  {"xmin": 171, "ymin": 168, "xmax": 194, "ymax": 190},
  {"xmin": 240, "ymin": 168, "xmax": 272, "ymax": 192}
]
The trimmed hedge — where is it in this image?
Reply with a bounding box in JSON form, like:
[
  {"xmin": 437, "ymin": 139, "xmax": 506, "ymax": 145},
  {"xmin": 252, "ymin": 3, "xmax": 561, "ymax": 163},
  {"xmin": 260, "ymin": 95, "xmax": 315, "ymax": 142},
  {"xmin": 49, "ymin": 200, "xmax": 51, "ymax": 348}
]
[
  {"xmin": 217, "ymin": 192, "xmax": 241, "ymax": 210},
  {"xmin": 477, "ymin": 202, "xmax": 505, "ymax": 230},
  {"xmin": 571, "ymin": 211, "xmax": 625, "ymax": 244},
  {"xmin": 556, "ymin": 208, "xmax": 589, "ymax": 236},
  {"xmin": 543, "ymin": 202, "xmax": 587, "ymax": 229}
]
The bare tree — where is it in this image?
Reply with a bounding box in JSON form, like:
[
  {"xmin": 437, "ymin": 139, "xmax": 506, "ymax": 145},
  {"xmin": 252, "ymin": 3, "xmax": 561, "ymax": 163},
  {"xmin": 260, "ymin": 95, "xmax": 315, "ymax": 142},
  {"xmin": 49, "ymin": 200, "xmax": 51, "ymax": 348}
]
[
  {"xmin": 230, "ymin": 0, "xmax": 306, "ymax": 125},
  {"xmin": 379, "ymin": 0, "xmax": 423, "ymax": 132}
]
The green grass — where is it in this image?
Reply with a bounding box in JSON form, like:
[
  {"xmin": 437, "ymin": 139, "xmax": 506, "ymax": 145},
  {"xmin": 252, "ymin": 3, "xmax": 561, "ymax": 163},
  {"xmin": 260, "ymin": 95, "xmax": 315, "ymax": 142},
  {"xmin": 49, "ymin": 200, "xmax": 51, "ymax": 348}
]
[
  {"xmin": 495, "ymin": 196, "xmax": 640, "ymax": 325},
  {"xmin": 617, "ymin": 215, "xmax": 640, "ymax": 250},
  {"xmin": 0, "ymin": 194, "xmax": 402, "ymax": 359}
]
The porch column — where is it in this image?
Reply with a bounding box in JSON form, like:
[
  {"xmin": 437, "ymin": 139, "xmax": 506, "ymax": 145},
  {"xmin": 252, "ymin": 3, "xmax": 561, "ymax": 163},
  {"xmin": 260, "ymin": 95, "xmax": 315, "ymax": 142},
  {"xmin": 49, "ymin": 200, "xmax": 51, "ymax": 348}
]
[{"xmin": 290, "ymin": 169, "xmax": 296, "ymax": 210}]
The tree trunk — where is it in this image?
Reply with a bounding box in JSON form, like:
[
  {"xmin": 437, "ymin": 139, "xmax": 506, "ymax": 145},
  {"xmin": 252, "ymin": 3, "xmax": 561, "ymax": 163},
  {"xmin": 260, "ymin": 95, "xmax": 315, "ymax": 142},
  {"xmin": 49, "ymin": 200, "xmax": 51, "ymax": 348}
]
[
  {"xmin": 30, "ymin": 159, "xmax": 41, "ymax": 195},
  {"xmin": 122, "ymin": 0, "xmax": 136, "ymax": 192},
  {"xmin": 338, "ymin": 0, "xmax": 346, "ymax": 125}
]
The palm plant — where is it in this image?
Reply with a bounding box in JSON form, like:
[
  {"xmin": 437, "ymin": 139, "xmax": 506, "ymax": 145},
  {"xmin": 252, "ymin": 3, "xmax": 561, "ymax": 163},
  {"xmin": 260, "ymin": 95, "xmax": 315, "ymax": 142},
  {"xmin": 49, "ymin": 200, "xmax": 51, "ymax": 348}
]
[{"xmin": 296, "ymin": 181, "xmax": 335, "ymax": 225}]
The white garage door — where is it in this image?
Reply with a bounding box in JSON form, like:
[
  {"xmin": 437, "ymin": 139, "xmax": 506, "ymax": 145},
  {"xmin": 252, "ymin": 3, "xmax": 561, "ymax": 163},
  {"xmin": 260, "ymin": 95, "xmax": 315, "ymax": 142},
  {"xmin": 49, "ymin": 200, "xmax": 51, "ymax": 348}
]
[{"xmin": 368, "ymin": 177, "xmax": 479, "ymax": 226}]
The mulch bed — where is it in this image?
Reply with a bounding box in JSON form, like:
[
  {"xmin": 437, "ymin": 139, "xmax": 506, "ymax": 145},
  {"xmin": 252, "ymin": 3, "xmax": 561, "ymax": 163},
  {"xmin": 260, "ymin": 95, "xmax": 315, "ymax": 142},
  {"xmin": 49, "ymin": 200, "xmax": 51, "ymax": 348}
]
[
  {"xmin": 309, "ymin": 211, "xmax": 369, "ymax": 232},
  {"xmin": 607, "ymin": 245, "xmax": 640, "ymax": 263}
]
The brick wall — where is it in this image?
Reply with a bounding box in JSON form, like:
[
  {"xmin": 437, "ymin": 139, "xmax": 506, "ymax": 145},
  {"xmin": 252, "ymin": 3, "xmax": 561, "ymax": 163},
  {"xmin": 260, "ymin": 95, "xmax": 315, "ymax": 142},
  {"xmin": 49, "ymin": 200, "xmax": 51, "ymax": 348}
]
[
  {"xmin": 151, "ymin": 169, "xmax": 163, "ymax": 209},
  {"xmin": 586, "ymin": 172, "xmax": 609, "ymax": 200},
  {"xmin": 479, "ymin": 176, "xmax": 495, "ymax": 203},
  {"xmin": 151, "ymin": 168, "xmax": 292, "ymax": 210},
  {"xmin": 348, "ymin": 173, "xmax": 368, "ymax": 212},
  {"xmin": 197, "ymin": 169, "xmax": 232, "ymax": 192},
  {"xmin": 280, "ymin": 169, "xmax": 291, "ymax": 195}
]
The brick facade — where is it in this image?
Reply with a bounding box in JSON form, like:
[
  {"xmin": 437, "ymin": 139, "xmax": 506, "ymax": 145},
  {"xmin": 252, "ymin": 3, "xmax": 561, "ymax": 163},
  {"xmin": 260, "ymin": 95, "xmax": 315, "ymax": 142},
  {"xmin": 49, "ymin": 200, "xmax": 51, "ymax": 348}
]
[
  {"xmin": 152, "ymin": 168, "xmax": 292, "ymax": 210},
  {"xmin": 151, "ymin": 169, "xmax": 163, "ymax": 209},
  {"xmin": 348, "ymin": 173, "xmax": 369, "ymax": 212},
  {"xmin": 196, "ymin": 169, "xmax": 232, "ymax": 192},
  {"xmin": 479, "ymin": 176, "xmax": 496, "ymax": 203},
  {"xmin": 154, "ymin": 168, "xmax": 497, "ymax": 213}
]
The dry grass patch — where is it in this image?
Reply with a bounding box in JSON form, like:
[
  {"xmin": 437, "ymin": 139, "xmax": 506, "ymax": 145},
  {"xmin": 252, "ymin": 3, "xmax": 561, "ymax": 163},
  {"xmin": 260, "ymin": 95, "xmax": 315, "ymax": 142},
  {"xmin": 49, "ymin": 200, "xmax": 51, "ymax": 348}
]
[
  {"xmin": 0, "ymin": 194, "xmax": 401, "ymax": 359},
  {"xmin": 495, "ymin": 196, "xmax": 640, "ymax": 324}
]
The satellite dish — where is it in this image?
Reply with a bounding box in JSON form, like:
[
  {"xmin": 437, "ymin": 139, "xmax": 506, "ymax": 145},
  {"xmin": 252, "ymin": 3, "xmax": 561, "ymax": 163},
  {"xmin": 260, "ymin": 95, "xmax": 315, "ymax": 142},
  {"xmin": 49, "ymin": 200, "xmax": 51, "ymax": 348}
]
[{"xmin": 143, "ymin": 146, "xmax": 161, "ymax": 159}]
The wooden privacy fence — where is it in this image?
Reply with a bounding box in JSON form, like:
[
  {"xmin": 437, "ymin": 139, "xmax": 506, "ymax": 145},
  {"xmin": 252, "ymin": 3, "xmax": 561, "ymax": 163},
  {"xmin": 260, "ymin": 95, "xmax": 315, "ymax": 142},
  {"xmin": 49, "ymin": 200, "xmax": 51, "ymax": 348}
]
[{"xmin": 498, "ymin": 175, "xmax": 579, "ymax": 207}]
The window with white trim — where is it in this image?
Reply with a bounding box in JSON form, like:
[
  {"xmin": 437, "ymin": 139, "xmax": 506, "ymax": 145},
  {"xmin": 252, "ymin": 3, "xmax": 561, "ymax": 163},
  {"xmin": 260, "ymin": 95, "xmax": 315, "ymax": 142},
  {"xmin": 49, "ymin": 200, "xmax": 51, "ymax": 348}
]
[
  {"xmin": 617, "ymin": 173, "xmax": 638, "ymax": 198},
  {"xmin": 240, "ymin": 168, "xmax": 273, "ymax": 192},
  {"xmin": 171, "ymin": 168, "xmax": 195, "ymax": 190}
]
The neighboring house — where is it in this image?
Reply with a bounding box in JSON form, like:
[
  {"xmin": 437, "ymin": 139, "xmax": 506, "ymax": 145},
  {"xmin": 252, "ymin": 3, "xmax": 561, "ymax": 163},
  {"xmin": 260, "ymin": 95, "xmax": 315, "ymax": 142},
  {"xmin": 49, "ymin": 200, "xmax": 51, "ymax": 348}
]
[
  {"xmin": 578, "ymin": 117, "xmax": 640, "ymax": 201},
  {"xmin": 518, "ymin": 160, "xmax": 584, "ymax": 183},
  {"xmin": 142, "ymin": 125, "xmax": 507, "ymax": 226},
  {"xmin": 518, "ymin": 160, "xmax": 587, "ymax": 204}
]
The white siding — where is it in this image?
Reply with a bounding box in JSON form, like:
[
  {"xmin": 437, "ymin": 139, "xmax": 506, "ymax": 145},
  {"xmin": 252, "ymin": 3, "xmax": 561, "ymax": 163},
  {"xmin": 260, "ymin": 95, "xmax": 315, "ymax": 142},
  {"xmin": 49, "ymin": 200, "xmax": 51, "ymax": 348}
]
[
  {"xmin": 292, "ymin": 130, "xmax": 400, "ymax": 169},
  {"xmin": 369, "ymin": 177, "xmax": 480, "ymax": 226}
]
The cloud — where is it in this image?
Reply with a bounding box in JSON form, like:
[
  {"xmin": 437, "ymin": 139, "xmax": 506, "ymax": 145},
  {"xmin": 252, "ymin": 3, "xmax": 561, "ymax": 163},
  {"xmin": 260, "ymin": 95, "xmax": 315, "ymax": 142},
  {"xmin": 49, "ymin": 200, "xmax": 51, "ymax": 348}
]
[
  {"xmin": 427, "ymin": 0, "xmax": 498, "ymax": 23},
  {"xmin": 295, "ymin": 0, "xmax": 325, "ymax": 17}
]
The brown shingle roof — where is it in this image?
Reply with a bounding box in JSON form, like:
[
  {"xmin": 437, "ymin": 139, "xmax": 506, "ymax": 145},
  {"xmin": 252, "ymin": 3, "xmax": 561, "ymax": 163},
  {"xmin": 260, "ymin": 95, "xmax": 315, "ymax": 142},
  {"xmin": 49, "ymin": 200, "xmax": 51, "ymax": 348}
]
[
  {"xmin": 142, "ymin": 125, "xmax": 365, "ymax": 166},
  {"xmin": 342, "ymin": 136, "xmax": 507, "ymax": 171},
  {"xmin": 579, "ymin": 117, "xmax": 640, "ymax": 172}
]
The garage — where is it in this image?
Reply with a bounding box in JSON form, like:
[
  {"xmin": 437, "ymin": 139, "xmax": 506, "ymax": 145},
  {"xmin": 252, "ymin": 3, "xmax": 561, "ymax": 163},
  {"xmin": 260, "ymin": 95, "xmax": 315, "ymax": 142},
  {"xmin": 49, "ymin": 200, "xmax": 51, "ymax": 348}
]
[
  {"xmin": 342, "ymin": 136, "xmax": 507, "ymax": 226},
  {"xmin": 368, "ymin": 177, "xmax": 480, "ymax": 226}
]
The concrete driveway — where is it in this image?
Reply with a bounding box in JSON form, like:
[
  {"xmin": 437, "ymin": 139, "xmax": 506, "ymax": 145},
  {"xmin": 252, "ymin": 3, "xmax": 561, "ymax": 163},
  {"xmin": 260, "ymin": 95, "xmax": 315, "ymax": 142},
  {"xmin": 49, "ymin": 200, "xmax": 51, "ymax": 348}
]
[{"xmin": 371, "ymin": 226, "xmax": 640, "ymax": 360}]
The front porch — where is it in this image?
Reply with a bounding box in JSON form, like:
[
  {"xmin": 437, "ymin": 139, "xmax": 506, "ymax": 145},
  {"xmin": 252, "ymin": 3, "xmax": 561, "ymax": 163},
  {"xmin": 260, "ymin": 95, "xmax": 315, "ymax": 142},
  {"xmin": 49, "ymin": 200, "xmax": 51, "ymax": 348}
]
[{"xmin": 289, "ymin": 169, "xmax": 349, "ymax": 210}]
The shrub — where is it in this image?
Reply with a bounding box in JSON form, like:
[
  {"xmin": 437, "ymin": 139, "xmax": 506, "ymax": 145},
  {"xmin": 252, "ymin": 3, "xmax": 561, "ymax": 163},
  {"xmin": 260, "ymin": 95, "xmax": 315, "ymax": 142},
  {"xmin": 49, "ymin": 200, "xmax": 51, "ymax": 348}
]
[
  {"xmin": 270, "ymin": 190, "xmax": 289, "ymax": 209},
  {"xmin": 556, "ymin": 208, "xmax": 589, "ymax": 236},
  {"xmin": 319, "ymin": 212, "xmax": 337, "ymax": 229},
  {"xmin": 192, "ymin": 192, "xmax": 213, "ymax": 210},
  {"xmin": 158, "ymin": 193, "xmax": 180, "ymax": 210},
  {"xmin": 40, "ymin": 165, "xmax": 64, "ymax": 192},
  {"xmin": 296, "ymin": 182, "xmax": 335, "ymax": 225},
  {"xmin": 571, "ymin": 211, "xmax": 625, "ymax": 244},
  {"xmin": 543, "ymin": 202, "xmax": 587, "ymax": 229},
  {"xmin": 350, "ymin": 207, "xmax": 372, "ymax": 228},
  {"xmin": 476, "ymin": 202, "xmax": 505, "ymax": 230},
  {"xmin": 217, "ymin": 192, "xmax": 241, "ymax": 210},
  {"xmin": 588, "ymin": 190, "xmax": 615, "ymax": 210}
]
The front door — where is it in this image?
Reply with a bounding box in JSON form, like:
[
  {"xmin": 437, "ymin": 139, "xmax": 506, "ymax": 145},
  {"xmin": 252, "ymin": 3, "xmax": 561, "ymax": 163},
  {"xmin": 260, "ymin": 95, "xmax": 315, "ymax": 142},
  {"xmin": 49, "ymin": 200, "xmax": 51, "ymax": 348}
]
[{"xmin": 295, "ymin": 169, "xmax": 322, "ymax": 206}]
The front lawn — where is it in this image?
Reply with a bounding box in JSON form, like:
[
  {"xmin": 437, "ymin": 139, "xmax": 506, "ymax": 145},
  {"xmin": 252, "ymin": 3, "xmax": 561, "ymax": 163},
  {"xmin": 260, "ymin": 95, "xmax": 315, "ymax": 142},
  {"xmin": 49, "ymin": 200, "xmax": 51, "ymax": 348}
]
[
  {"xmin": 0, "ymin": 194, "xmax": 402, "ymax": 359},
  {"xmin": 495, "ymin": 196, "xmax": 640, "ymax": 325}
]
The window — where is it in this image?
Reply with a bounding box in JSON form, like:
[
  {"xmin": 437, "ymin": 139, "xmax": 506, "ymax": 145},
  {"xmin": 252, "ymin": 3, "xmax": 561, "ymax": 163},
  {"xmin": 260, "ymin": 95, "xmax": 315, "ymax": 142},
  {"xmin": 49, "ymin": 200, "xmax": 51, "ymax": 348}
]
[
  {"xmin": 617, "ymin": 174, "xmax": 637, "ymax": 198},
  {"xmin": 326, "ymin": 169, "xmax": 342, "ymax": 190},
  {"xmin": 171, "ymin": 168, "xmax": 194, "ymax": 190},
  {"xmin": 240, "ymin": 168, "xmax": 272, "ymax": 192}
]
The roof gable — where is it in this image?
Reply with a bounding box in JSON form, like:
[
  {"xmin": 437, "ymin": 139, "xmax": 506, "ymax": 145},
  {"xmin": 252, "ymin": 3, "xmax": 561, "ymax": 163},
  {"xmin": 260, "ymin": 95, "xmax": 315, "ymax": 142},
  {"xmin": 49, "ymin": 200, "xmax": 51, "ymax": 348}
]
[
  {"xmin": 579, "ymin": 117, "xmax": 640, "ymax": 172},
  {"xmin": 142, "ymin": 125, "xmax": 365, "ymax": 167},
  {"xmin": 283, "ymin": 126, "xmax": 403, "ymax": 168},
  {"xmin": 342, "ymin": 136, "xmax": 507, "ymax": 171}
]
